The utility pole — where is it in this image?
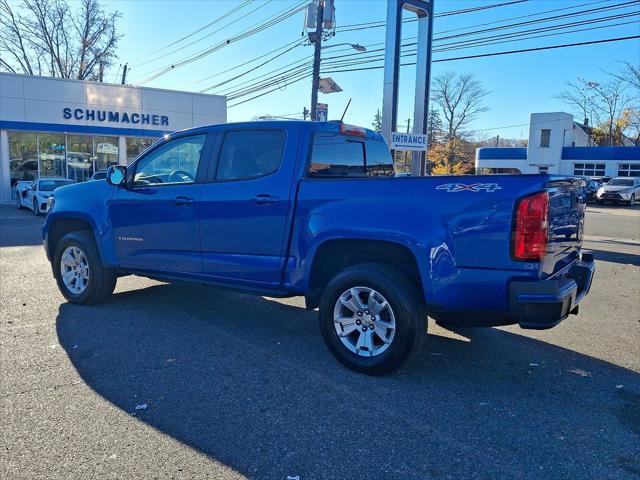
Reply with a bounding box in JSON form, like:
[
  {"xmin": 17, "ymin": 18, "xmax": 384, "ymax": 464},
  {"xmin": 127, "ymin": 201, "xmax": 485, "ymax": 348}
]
[
  {"xmin": 309, "ymin": 1, "xmax": 324, "ymax": 121},
  {"xmin": 121, "ymin": 63, "xmax": 128, "ymax": 85},
  {"xmin": 98, "ymin": 61, "xmax": 104, "ymax": 82},
  {"xmin": 303, "ymin": 107, "xmax": 309, "ymax": 120}
]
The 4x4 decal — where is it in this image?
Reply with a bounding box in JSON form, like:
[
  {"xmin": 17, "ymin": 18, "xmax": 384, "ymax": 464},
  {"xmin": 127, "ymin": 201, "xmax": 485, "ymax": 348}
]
[{"xmin": 436, "ymin": 183, "xmax": 502, "ymax": 193}]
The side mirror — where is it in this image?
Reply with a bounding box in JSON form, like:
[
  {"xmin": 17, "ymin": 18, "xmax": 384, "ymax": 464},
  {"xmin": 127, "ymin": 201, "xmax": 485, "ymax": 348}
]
[{"xmin": 106, "ymin": 165, "xmax": 127, "ymax": 187}]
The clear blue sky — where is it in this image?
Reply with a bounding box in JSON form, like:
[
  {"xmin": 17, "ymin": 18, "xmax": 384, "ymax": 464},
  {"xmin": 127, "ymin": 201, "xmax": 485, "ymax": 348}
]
[{"xmin": 101, "ymin": 0, "xmax": 640, "ymax": 140}]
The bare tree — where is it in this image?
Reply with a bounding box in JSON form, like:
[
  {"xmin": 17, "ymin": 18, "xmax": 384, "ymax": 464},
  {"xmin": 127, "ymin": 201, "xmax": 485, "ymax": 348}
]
[
  {"xmin": 432, "ymin": 72, "xmax": 489, "ymax": 139},
  {"xmin": 0, "ymin": 0, "xmax": 121, "ymax": 80},
  {"xmin": 589, "ymin": 76, "xmax": 633, "ymax": 146},
  {"xmin": 431, "ymin": 72, "xmax": 488, "ymax": 171},
  {"xmin": 554, "ymin": 78, "xmax": 597, "ymax": 128},
  {"xmin": 615, "ymin": 61, "xmax": 640, "ymax": 91}
]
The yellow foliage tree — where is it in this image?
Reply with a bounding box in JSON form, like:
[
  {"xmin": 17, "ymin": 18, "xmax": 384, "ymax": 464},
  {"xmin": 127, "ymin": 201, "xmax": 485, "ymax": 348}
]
[{"xmin": 428, "ymin": 138, "xmax": 475, "ymax": 175}]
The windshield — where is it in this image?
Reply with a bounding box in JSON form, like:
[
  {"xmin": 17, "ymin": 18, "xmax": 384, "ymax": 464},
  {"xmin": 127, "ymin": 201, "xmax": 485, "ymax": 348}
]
[
  {"xmin": 607, "ymin": 178, "xmax": 634, "ymax": 187},
  {"xmin": 39, "ymin": 180, "xmax": 74, "ymax": 191}
]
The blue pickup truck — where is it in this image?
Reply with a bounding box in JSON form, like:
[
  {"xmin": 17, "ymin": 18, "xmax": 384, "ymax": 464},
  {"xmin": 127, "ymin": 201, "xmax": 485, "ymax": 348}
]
[{"xmin": 43, "ymin": 121, "xmax": 595, "ymax": 374}]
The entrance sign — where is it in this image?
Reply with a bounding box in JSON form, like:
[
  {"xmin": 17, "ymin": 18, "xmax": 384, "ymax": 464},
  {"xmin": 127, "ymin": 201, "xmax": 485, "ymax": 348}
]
[{"xmin": 391, "ymin": 132, "xmax": 427, "ymax": 151}]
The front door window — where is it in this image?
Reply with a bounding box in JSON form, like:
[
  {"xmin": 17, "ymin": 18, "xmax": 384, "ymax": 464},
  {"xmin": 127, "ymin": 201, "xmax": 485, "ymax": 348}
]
[{"xmin": 134, "ymin": 135, "xmax": 206, "ymax": 186}]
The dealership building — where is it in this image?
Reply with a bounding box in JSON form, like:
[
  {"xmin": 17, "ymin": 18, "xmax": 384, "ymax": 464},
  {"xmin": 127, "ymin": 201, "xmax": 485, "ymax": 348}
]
[
  {"xmin": 0, "ymin": 72, "xmax": 226, "ymax": 201},
  {"xmin": 476, "ymin": 112, "xmax": 640, "ymax": 178}
]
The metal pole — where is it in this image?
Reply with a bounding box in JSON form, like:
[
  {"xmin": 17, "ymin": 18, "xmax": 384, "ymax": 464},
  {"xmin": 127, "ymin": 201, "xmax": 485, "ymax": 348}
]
[
  {"xmin": 310, "ymin": 1, "xmax": 324, "ymax": 121},
  {"xmin": 121, "ymin": 63, "xmax": 128, "ymax": 85},
  {"xmin": 411, "ymin": 6, "xmax": 434, "ymax": 176}
]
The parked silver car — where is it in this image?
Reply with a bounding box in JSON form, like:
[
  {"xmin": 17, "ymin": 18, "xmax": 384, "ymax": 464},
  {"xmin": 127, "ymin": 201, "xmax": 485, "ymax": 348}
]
[{"xmin": 596, "ymin": 177, "xmax": 640, "ymax": 206}]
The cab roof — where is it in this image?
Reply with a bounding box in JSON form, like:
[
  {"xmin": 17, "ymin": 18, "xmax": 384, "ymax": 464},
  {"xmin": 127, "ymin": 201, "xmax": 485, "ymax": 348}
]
[{"xmin": 168, "ymin": 120, "xmax": 384, "ymax": 142}]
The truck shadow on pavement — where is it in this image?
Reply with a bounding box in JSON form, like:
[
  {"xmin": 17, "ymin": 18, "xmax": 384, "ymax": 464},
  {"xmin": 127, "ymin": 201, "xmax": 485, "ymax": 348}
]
[{"xmin": 56, "ymin": 283, "xmax": 640, "ymax": 479}]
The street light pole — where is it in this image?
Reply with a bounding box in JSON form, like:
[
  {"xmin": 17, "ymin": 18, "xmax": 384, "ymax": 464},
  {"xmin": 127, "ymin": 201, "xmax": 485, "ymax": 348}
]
[{"xmin": 310, "ymin": 1, "xmax": 324, "ymax": 121}]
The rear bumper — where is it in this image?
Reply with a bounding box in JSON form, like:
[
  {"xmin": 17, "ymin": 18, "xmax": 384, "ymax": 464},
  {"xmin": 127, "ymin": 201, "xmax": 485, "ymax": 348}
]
[{"xmin": 509, "ymin": 252, "xmax": 595, "ymax": 329}]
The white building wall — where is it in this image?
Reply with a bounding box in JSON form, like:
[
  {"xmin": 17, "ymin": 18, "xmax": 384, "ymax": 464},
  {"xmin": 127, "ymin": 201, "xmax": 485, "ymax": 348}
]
[
  {"xmin": 526, "ymin": 112, "xmax": 573, "ymax": 173},
  {"xmin": 0, "ymin": 72, "xmax": 227, "ymax": 201},
  {"xmin": 1, "ymin": 73, "xmax": 226, "ymax": 131}
]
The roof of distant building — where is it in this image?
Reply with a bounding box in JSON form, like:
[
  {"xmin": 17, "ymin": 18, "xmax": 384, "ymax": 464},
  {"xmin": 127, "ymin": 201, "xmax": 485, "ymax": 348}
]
[
  {"xmin": 476, "ymin": 147, "xmax": 527, "ymax": 160},
  {"xmin": 477, "ymin": 145, "xmax": 640, "ymax": 161}
]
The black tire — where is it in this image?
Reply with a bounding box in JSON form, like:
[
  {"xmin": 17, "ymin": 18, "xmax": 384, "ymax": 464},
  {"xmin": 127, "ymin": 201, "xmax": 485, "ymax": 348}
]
[
  {"xmin": 32, "ymin": 198, "xmax": 39, "ymax": 216},
  {"xmin": 630, "ymin": 194, "xmax": 635, "ymax": 207},
  {"xmin": 16, "ymin": 195, "xmax": 22, "ymax": 209},
  {"xmin": 319, "ymin": 263, "xmax": 427, "ymax": 375},
  {"xmin": 53, "ymin": 231, "xmax": 117, "ymax": 305}
]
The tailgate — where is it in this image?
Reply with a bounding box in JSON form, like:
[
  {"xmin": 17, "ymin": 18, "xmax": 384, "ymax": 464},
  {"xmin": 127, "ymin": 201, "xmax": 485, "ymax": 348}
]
[{"xmin": 543, "ymin": 178, "xmax": 586, "ymax": 277}]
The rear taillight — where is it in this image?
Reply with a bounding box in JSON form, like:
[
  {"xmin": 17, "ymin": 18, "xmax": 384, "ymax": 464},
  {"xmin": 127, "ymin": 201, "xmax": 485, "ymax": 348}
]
[{"xmin": 513, "ymin": 191, "xmax": 549, "ymax": 261}]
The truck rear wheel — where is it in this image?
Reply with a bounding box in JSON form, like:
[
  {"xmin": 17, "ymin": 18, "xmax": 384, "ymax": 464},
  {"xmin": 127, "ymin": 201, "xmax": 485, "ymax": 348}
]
[
  {"xmin": 319, "ymin": 263, "xmax": 426, "ymax": 375},
  {"xmin": 53, "ymin": 231, "xmax": 117, "ymax": 305}
]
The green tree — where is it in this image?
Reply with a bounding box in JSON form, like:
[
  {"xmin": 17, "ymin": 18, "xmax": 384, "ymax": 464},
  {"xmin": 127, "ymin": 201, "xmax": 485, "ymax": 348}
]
[{"xmin": 371, "ymin": 108, "xmax": 383, "ymax": 133}]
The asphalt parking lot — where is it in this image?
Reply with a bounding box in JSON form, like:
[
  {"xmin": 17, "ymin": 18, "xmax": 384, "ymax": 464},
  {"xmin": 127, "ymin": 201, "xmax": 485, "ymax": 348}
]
[{"xmin": 1, "ymin": 203, "xmax": 639, "ymax": 480}]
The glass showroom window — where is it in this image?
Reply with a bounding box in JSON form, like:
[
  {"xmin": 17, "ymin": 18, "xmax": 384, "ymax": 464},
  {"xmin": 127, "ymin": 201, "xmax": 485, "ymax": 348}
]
[
  {"xmin": 94, "ymin": 136, "xmax": 119, "ymax": 172},
  {"xmin": 126, "ymin": 137, "xmax": 158, "ymax": 163},
  {"xmin": 8, "ymin": 132, "xmax": 38, "ymax": 195},
  {"xmin": 67, "ymin": 134, "xmax": 94, "ymax": 182},
  {"xmin": 573, "ymin": 163, "xmax": 606, "ymax": 176},
  {"xmin": 39, "ymin": 133, "xmax": 67, "ymax": 179},
  {"xmin": 618, "ymin": 163, "xmax": 640, "ymax": 177}
]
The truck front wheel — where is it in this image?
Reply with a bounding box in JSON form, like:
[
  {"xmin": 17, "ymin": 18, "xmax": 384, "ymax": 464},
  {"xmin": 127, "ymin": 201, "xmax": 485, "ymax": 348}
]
[
  {"xmin": 53, "ymin": 231, "xmax": 117, "ymax": 305},
  {"xmin": 319, "ymin": 263, "xmax": 426, "ymax": 375}
]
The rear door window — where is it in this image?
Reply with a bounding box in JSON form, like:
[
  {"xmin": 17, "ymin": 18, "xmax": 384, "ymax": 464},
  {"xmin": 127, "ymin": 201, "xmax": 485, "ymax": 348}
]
[
  {"xmin": 309, "ymin": 133, "xmax": 394, "ymax": 178},
  {"xmin": 309, "ymin": 133, "xmax": 365, "ymax": 177},
  {"xmin": 216, "ymin": 130, "xmax": 285, "ymax": 181},
  {"xmin": 365, "ymin": 138, "xmax": 394, "ymax": 177}
]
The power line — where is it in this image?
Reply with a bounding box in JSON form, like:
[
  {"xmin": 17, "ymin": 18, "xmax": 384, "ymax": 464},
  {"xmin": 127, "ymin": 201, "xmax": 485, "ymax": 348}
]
[
  {"xmin": 205, "ymin": 0, "xmax": 636, "ymax": 97},
  {"xmin": 223, "ymin": 10, "xmax": 639, "ymax": 100},
  {"xmin": 327, "ymin": 35, "xmax": 640, "ymax": 73},
  {"xmin": 134, "ymin": 0, "xmax": 275, "ymax": 69},
  {"xmin": 227, "ymin": 35, "xmax": 640, "ymax": 107},
  {"xmin": 199, "ymin": 40, "xmax": 305, "ymax": 93},
  {"xmin": 333, "ymin": 0, "xmax": 530, "ymax": 32},
  {"xmin": 133, "ymin": 0, "xmax": 254, "ymax": 61},
  {"xmin": 194, "ymin": 37, "xmax": 303, "ymax": 85},
  {"xmin": 133, "ymin": 0, "xmax": 306, "ymax": 82},
  {"xmin": 135, "ymin": 0, "xmax": 531, "ymax": 85}
]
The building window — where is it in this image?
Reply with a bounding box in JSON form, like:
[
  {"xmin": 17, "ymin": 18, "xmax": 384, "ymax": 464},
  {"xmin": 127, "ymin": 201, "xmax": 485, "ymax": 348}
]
[
  {"xmin": 573, "ymin": 163, "xmax": 606, "ymax": 176},
  {"xmin": 8, "ymin": 132, "xmax": 38, "ymax": 193},
  {"xmin": 126, "ymin": 137, "xmax": 158, "ymax": 163},
  {"xmin": 94, "ymin": 136, "xmax": 119, "ymax": 172},
  {"xmin": 618, "ymin": 163, "xmax": 640, "ymax": 177},
  {"xmin": 38, "ymin": 133, "xmax": 67, "ymax": 179},
  {"xmin": 540, "ymin": 129, "xmax": 551, "ymax": 148},
  {"xmin": 67, "ymin": 134, "xmax": 94, "ymax": 182},
  {"xmin": 476, "ymin": 167, "xmax": 522, "ymax": 175}
]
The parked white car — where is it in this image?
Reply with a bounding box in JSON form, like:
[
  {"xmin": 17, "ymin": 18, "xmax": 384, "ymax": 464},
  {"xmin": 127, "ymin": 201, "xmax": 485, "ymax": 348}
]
[
  {"xmin": 15, "ymin": 178, "xmax": 75, "ymax": 215},
  {"xmin": 596, "ymin": 177, "xmax": 640, "ymax": 206}
]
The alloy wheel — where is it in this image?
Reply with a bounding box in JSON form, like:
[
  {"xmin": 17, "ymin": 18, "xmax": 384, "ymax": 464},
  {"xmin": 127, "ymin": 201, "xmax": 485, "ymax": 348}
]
[
  {"xmin": 60, "ymin": 246, "xmax": 90, "ymax": 294},
  {"xmin": 333, "ymin": 286, "xmax": 396, "ymax": 357}
]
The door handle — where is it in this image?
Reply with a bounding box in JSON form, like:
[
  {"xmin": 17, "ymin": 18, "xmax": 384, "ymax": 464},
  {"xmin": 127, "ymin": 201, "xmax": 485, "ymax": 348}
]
[
  {"xmin": 251, "ymin": 194, "xmax": 279, "ymax": 205},
  {"xmin": 173, "ymin": 196, "xmax": 194, "ymax": 206}
]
